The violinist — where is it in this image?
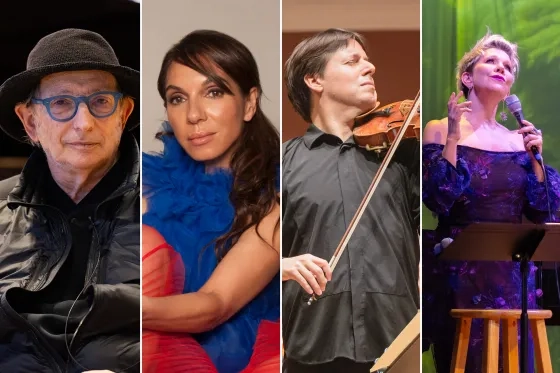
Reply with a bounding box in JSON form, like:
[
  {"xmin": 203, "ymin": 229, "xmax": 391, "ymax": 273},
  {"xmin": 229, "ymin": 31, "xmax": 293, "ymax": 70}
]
[{"xmin": 281, "ymin": 28, "xmax": 420, "ymax": 373}]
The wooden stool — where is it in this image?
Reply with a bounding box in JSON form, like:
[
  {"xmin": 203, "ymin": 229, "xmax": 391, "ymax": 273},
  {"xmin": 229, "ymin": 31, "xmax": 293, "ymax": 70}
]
[{"xmin": 449, "ymin": 309, "xmax": 553, "ymax": 373}]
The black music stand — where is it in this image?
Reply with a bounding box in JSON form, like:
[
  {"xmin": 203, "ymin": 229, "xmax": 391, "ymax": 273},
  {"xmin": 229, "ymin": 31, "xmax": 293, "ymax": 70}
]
[{"xmin": 439, "ymin": 222, "xmax": 560, "ymax": 373}]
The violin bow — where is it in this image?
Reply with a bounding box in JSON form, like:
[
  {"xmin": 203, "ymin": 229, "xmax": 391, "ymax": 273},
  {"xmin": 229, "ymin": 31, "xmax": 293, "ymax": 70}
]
[{"xmin": 307, "ymin": 91, "xmax": 420, "ymax": 305}]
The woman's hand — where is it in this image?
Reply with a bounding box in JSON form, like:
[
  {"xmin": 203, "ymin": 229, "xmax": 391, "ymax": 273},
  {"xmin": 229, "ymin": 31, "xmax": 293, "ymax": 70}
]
[
  {"xmin": 282, "ymin": 254, "xmax": 332, "ymax": 295},
  {"xmin": 447, "ymin": 91, "xmax": 471, "ymax": 142},
  {"xmin": 518, "ymin": 120, "xmax": 543, "ymax": 160},
  {"xmin": 518, "ymin": 120, "xmax": 545, "ymax": 181}
]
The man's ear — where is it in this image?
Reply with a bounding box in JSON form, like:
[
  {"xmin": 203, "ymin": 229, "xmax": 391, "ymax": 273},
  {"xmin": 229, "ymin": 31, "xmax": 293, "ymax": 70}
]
[
  {"xmin": 15, "ymin": 103, "xmax": 40, "ymax": 143},
  {"xmin": 119, "ymin": 96, "xmax": 135, "ymax": 130},
  {"xmin": 304, "ymin": 73, "xmax": 324, "ymax": 94}
]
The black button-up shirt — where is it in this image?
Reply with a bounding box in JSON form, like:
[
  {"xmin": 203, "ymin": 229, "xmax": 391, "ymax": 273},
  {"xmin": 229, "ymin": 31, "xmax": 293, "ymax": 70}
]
[{"xmin": 282, "ymin": 124, "xmax": 420, "ymax": 364}]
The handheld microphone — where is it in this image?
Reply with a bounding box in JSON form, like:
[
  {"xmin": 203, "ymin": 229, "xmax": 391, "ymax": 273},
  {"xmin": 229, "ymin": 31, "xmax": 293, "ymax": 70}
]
[{"xmin": 504, "ymin": 94, "xmax": 542, "ymax": 163}]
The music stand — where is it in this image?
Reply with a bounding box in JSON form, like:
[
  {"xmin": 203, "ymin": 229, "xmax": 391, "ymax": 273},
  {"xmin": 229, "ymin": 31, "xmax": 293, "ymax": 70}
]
[
  {"xmin": 439, "ymin": 222, "xmax": 560, "ymax": 373},
  {"xmin": 370, "ymin": 312, "xmax": 420, "ymax": 373}
]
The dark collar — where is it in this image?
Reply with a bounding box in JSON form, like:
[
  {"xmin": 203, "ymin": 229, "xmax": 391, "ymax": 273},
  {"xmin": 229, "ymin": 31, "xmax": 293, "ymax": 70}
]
[
  {"xmin": 44, "ymin": 152, "xmax": 126, "ymax": 215},
  {"xmin": 302, "ymin": 123, "xmax": 356, "ymax": 149}
]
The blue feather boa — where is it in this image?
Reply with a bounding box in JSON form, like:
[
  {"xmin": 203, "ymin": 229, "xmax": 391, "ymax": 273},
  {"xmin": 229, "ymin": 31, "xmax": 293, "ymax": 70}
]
[{"xmin": 143, "ymin": 131, "xmax": 280, "ymax": 373}]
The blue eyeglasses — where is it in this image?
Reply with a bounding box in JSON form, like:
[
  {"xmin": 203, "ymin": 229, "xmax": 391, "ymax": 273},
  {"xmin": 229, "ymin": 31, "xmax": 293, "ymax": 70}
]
[{"xmin": 31, "ymin": 91, "xmax": 123, "ymax": 122}]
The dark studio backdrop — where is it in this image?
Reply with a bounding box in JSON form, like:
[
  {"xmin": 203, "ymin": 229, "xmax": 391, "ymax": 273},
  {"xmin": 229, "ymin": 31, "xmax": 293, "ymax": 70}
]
[
  {"xmin": 421, "ymin": 0, "xmax": 560, "ymax": 370},
  {"xmin": 0, "ymin": 0, "xmax": 140, "ymax": 179}
]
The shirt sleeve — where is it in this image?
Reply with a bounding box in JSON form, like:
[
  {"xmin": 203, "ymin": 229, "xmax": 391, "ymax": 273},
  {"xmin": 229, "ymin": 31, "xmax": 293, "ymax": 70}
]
[
  {"xmin": 281, "ymin": 138, "xmax": 300, "ymax": 257},
  {"xmin": 522, "ymin": 157, "xmax": 560, "ymax": 223},
  {"xmin": 422, "ymin": 143, "xmax": 471, "ymax": 215}
]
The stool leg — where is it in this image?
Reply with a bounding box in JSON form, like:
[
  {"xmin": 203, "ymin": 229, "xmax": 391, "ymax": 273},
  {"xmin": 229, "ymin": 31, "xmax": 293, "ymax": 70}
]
[
  {"xmin": 529, "ymin": 319, "xmax": 553, "ymax": 373},
  {"xmin": 482, "ymin": 319, "xmax": 499, "ymax": 373},
  {"xmin": 450, "ymin": 317, "xmax": 471, "ymax": 373},
  {"xmin": 502, "ymin": 319, "xmax": 519, "ymax": 373}
]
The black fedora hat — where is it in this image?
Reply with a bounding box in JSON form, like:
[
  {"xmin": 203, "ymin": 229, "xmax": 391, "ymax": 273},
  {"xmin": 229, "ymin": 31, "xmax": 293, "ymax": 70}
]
[{"xmin": 0, "ymin": 28, "xmax": 139, "ymax": 142}]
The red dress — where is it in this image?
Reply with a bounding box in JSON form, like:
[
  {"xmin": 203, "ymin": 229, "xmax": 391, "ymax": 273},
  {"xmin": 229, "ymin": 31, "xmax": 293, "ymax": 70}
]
[{"xmin": 142, "ymin": 225, "xmax": 280, "ymax": 373}]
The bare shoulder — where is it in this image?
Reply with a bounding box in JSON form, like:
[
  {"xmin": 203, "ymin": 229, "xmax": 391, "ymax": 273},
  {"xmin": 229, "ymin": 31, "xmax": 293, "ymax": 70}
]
[
  {"xmin": 422, "ymin": 118, "xmax": 448, "ymax": 145},
  {"xmin": 238, "ymin": 201, "xmax": 280, "ymax": 254},
  {"xmin": 506, "ymin": 128, "xmax": 526, "ymax": 151}
]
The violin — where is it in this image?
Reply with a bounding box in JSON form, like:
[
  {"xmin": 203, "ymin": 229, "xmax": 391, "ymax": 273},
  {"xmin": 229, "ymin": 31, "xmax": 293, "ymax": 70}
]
[
  {"xmin": 307, "ymin": 91, "xmax": 420, "ymax": 305},
  {"xmin": 353, "ymin": 99, "xmax": 421, "ymax": 153}
]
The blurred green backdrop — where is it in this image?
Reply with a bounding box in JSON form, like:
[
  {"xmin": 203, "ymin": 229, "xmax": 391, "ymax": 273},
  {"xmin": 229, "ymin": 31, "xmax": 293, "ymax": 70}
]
[
  {"xmin": 423, "ymin": 0, "xmax": 560, "ymax": 229},
  {"xmin": 422, "ymin": 0, "xmax": 560, "ymax": 370}
]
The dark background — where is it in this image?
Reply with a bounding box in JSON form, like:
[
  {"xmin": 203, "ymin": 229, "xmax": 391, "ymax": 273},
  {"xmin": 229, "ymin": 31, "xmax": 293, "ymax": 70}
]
[{"xmin": 0, "ymin": 0, "xmax": 140, "ymax": 178}]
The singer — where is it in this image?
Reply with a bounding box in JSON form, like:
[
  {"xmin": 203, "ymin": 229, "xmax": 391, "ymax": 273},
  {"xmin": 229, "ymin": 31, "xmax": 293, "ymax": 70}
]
[{"xmin": 422, "ymin": 32, "xmax": 560, "ymax": 373}]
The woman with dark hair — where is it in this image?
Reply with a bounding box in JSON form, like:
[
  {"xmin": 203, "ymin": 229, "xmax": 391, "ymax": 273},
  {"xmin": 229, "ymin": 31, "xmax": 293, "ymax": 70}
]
[{"xmin": 141, "ymin": 30, "xmax": 280, "ymax": 373}]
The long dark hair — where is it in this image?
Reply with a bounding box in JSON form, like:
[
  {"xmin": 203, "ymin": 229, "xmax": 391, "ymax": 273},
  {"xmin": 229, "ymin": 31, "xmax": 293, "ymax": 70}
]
[{"xmin": 157, "ymin": 30, "xmax": 279, "ymax": 260}]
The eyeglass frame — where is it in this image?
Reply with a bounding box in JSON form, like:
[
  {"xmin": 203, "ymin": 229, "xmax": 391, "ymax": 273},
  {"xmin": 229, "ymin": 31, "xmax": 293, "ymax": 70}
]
[{"xmin": 30, "ymin": 91, "xmax": 124, "ymax": 122}]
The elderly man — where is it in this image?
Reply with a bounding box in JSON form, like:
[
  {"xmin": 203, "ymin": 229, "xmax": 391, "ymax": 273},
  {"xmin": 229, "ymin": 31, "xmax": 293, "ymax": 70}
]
[{"xmin": 0, "ymin": 29, "xmax": 140, "ymax": 372}]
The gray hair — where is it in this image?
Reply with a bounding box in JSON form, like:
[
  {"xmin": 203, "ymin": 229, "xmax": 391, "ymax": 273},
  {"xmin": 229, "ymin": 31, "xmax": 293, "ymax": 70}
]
[{"xmin": 21, "ymin": 85, "xmax": 42, "ymax": 147}]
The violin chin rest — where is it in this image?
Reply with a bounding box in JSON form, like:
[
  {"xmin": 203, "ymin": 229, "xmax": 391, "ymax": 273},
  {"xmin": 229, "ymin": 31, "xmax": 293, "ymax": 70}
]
[{"xmin": 364, "ymin": 143, "xmax": 388, "ymax": 153}]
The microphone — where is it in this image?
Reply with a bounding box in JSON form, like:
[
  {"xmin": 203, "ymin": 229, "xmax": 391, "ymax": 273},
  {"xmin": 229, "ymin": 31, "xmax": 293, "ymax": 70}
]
[{"xmin": 504, "ymin": 95, "xmax": 542, "ymax": 163}]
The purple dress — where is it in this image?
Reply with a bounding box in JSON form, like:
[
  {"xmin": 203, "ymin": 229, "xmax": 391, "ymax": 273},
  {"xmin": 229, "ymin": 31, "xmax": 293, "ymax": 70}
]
[{"xmin": 422, "ymin": 143, "xmax": 560, "ymax": 373}]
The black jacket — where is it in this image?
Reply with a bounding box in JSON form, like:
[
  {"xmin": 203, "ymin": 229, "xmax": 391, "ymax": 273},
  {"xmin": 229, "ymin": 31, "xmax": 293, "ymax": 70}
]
[{"xmin": 0, "ymin": 133, "xmax": 140, "ymax": 372}]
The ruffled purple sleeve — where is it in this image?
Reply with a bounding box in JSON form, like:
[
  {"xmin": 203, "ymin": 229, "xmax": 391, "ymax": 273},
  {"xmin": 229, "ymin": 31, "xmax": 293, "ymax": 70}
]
[
  {"xmin": 522, "ymin": 157, "xmax": 560, "ymax": 223},
  {"xmin": 422, "ymin": 143, "xmax": 471, "ymax": 215}
]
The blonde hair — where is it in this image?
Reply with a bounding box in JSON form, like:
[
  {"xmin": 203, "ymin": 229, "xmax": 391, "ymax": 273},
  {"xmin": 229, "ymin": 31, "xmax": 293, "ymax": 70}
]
[{"xmin": 456, "ymin": 31, "xmax": 519, "ymax": 98}]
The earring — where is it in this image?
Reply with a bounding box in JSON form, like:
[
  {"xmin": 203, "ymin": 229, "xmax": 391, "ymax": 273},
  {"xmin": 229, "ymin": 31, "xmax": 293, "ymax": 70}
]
[{"xmin": 499, "ymin": 98, "xmax": 508, "ymax": 122}]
